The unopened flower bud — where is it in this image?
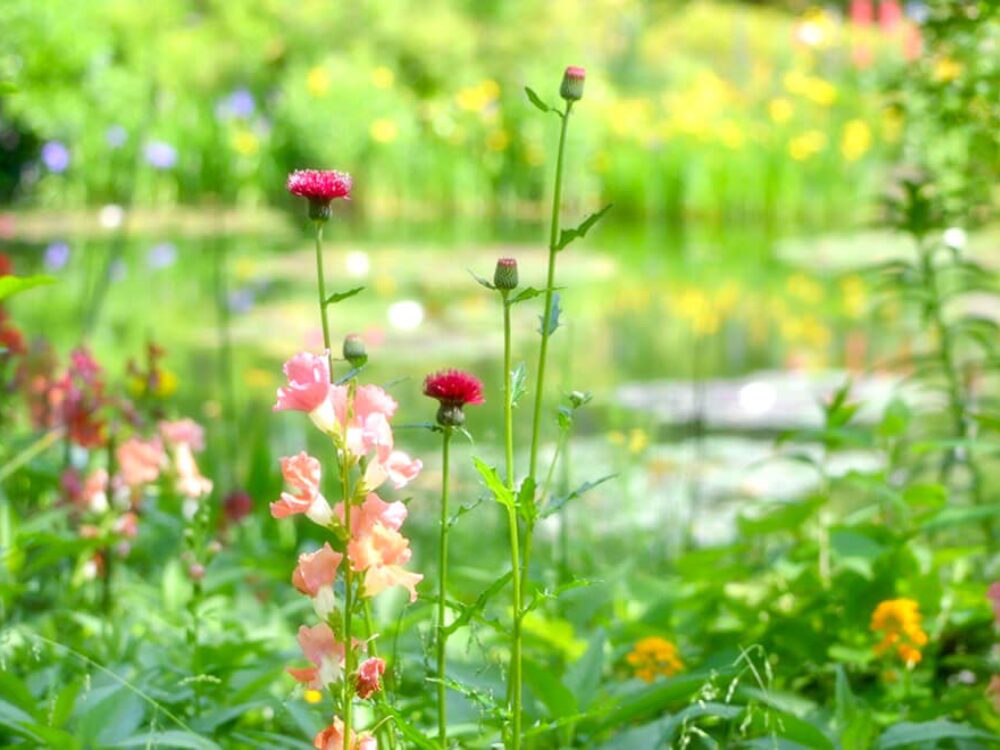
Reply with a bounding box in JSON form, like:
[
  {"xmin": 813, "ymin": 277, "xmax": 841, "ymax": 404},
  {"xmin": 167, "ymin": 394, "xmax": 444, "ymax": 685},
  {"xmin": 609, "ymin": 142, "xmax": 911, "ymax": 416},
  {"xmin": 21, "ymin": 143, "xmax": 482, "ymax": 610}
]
[
  {"xmin": 436, "ymin": 404, "xmax": 465, "ymax": 428},
  {"xmin": 308, "ymin": 201, "xmax": 332, "ymax": 222},
  {"xmin": 343, "ymin": 334, "xmax": 368, "ymax": 367},
  {"xmin": 188, "ymin": 562, "xmax": 205, "ymax": 581},
  {"xmin": 560, "ymin": 66, "xmax": 585, "ymax": 102},
  {"xmin": 494, "ymin": 258, "xmax": 519, "ymax": 290}
]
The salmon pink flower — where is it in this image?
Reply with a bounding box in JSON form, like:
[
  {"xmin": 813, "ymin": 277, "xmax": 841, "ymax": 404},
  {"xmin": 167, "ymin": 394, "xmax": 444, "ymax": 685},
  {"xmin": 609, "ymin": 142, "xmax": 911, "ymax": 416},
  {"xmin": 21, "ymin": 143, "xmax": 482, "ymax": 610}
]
[
  {"xmin": 117, "ymin": 437, "xmax": 165, "ymax": 488},
  {"xmin": 159, "ymin": 418, "xmax": 206, "ymax": 451},
  {"xmin": 313, "ymin": 718, "xmax": 376, "ymax": 750},
  {"xmin": 423, "ymin": 369, "xmax": 484, "ymax": 427},
  {"xmin": 287, "ymin": 623, "xmax": 348, "ymax": 689},
  {"xmin": 336, "ymin": 493, "xmax": 408, "ymax": 536},
  {"xmin": 363, "ymin": 450, "xmax": 422, "ymax": 491},
  {"xmin": 348, "ymin": 520, "xmax": 422, "ymax": 602},
  {"xmin": 988, "ymin": 582, "xmax": 1000, "ymax": 625},
  {"xmin": 82, "ymin": 468, "xmax": 109, "ymax": 513},
  {"xmin": 287, "ymin": 169, "xmax": 352, "ymax": 221},
  {"xmin": 332, "ymin": 383, "xmax": 398, "ymax": 460},
  {"xmin": 274, "ymin": 352, "xmax": 336, "ymax": 434},
  {"xmin": 293, "ymin": 542, "xmax": 343, "ymax": 619},
  {"xmin": 354, "ymin": 657, "xmax": 385, "ymax": 700},
  {"xmin": 271, "ymin": 452, "xmax": 333, "ymax": 526},
  {"xmin": 114, "ymin": 511, "xmax": 139, "ymax": 539}
]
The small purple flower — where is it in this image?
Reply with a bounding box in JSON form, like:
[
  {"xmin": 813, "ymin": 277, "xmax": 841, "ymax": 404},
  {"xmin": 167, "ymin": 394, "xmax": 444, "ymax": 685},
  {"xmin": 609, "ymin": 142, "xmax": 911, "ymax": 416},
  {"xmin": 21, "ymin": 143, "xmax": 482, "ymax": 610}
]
[
  {"xmin": 144, "ymin": 141, "xmax": 177, "ymax": 170},
  {"xmin": 146, "ymin": 242, "xmax": 177, "ymax": 270},
  {"xmin": 106, "ymin": 125, "xmax": 128, "ymax": 149},
  {"xmin": 44, "ymin": 242, "xmax": 71, "ymax": 271},
  {"xmin": 41, "ymin": 141, "xmax": 70, "ymax": 173},
  {"xmin": 228, "ymin": 287, "xmax": 256, "ymax": 314},
  {"xmin": 217, "ymin": 88, "xmax": 255, "ymax": 120}
]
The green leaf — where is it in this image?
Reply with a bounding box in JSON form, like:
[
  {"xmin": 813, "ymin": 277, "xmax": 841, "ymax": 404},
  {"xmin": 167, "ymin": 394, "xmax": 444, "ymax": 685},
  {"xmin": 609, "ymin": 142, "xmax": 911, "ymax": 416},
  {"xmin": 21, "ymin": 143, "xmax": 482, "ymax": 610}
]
[
  {"xmin": 555, "ymin": 204, "xmax": 612, "ymax": 251},
  {"xmin": 541, "ymin": 475, "xmax": 615, "ymax": 519},
  {"xmin": 443, "ymin": 571, "xmax": 512, "ymax": 636},
  {"xmin": 922, "ymin": 503, "xmax": 1000, "ymax": 532},
  {"xmin": 834, "ymin": 666, "xmax": 876, "ymax": 750},
  {"xmin": 0, "ymin": 80, "xmax": 16, "ymax": 94},
  {"xmin": 875, "ymin": 720, "xmax": 1000, "ymax": 748},
  {"xmin": 538, "ymin": 292, "xmax": 562, "ymax": 336},
  {"xmin": 379, "ymin": 707, "xmax": 438, "ymax": 749},
  {"xmin": 509, "ymin": 286, "xmax": 547, "ymax": 304},
  {"xmin": 510, "ymin": 362, "xmax": 527, "ymax": 407},
  {"xmin": 109, "ymin": 731, "xmax": 221, "ymax": 749},
  {"xmin": 468, "ymin": 269, "xmax": 496, "ymax": 290},
  {"xmin": 0, "ymin": 274, "xmax": 56, "ymax": 302},
  {"xmin": 525, "ymin": 86, "xmax": 552, "ymax": 113},
  {"xmin": 523, "ymin": 659, "xmax": 578, "ymax": 718},
  {"xmin": 517, "ymin": 476, "xmax": 537, "ymax": 524},
  {"xmin": 565, "ymin": 630, "xmax": 605, "ymax": 710},
  {"xmin": 901, "ymin": 482, "xmax": 947, "ymax": 509},
  {"xmin": 325, "ymin": 286, "xmax": 364, "ymax": 305},
  {"xmin": 472, "ymin": 456, "xmax": 515, "ymax": 508}
]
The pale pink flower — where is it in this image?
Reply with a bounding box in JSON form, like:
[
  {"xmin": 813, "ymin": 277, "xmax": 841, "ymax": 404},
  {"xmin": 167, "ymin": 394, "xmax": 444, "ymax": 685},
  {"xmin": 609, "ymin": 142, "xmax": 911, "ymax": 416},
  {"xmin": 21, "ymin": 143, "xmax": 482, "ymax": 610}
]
[
  {"xmin": 113, "ymin": 511, "xmax": 139, "ymax": 538},
  {"xmin": 292, "ymin": 543, "xmax": 343, "ymax": 596},
  {"xmin": 173, "ymin": 443, "xmax": 213, "ymax": 499},
  {"xmin": 363, "ymin": 450, "xmax": 422, "ymax": 491},
  {"xmin": 287, "ymin": 623, "xmax": 347, "ymax": 689},
  {"xmin": 336, "ymin": 493, "xmax": 408, "ymax": 536},
  {"xmin": 348, "ymin": 521, "xmax": 422, "ymax": 602},
  {"xmin": 274, "ymin": 352, "xmax": 336, "ymax": 433},
  {"xmin": 270, "ymin": 452, "xmax": 333, "ymax": 526},
  {"xmin": 333, "ymin": 384, "xmax": 398, "ymax": 460},
  {"xmin": 355, "ymin": 657, "xmax": 385, "ymax": 699},
  {"xmin": 82, "ymin": 468, "xmax": 109, "ymax": 513},
  {"xmin": 117, "ymin": 437, "xmax": 164, "ymax": 488},
  {"xmin": 159, "ymin": 418, "xmax": 205, "ymax": 451}
]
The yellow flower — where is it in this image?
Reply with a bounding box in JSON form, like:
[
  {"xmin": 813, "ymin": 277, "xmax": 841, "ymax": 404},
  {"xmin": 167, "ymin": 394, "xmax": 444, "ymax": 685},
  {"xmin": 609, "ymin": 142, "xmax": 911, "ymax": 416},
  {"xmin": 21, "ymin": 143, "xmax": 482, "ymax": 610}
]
[
  {"xmin": 786, "ymin": 273, "xmax": 823, "ymax": 305},
  {"xmin": 231, "ymin": 129, "xmax": 259, "ymax": 157},
  {"xmin": 370, "ymin": 118, "xmax": 399, "ymax": 144},
  {"xmin": 627, "ymin": 428, "xmax": 648, "ymax": 455},
  {"xmin": 841, "ymin": 119, "xmax": 872, "ymax": 162},
  {"xmin": 456, "ymin": 79, "xmax": 500, "ymax": 113},
  {"xmin": 871, "ymin": 598, "xmax": 928, "ymax": 667},
  {"xmin": 881, "ymin": 107, "xmax": 904, "ymax": 144},
  {"xmin": 371, "ymin": 66, "xmax": 395, "ymax": 89},
  {"xmin": 626, "ymin": 637, "xmax": 684, "ymax": 683},
  {"xmin": 788, "ymin": 130, "xmax": 827, "ymax": 161},
  {"xmin": 306, "ymin": 66, "xmax": 330, "ymax": 97},
  {"xmin": 932, "ymin": 56, "xmax": 963, "ymax": 83},
  {"xmin": 769, "ymin": 97, "xmax": 794, "ymax": 124},
  {"xmin": 485, "ymin": 129, "xmax": 510, "ymax": 152},
  {"xmin": 840, "ymin": 275, "xmax": 868, "ymax": 318},
  {"xmin": 717, "ymin": 119, "xmax": 745, "ymax": 150},
  {"xmin": 673, "ymin": 288, "xmax": 720, "ymax": 335},
  {"xmin": 304, "ymin": 689, "xmax": 323, "ymax": 704},
  {"xmin": 154, "ymin": 369, "xmax": 178, "ymax": 398}
]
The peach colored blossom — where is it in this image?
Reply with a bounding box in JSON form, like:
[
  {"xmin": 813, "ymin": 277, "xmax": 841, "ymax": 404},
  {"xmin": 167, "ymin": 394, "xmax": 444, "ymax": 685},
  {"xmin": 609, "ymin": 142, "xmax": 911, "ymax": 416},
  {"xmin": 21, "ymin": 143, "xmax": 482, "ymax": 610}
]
[
  {"xmin": 114, "ymin": 512, "xmax": 139, "ymax": 538},
  {"xmin": 348, "ymin": 521, "xmax": 422, "ymax": 602},
  {"xmin": 363, "ymin": 450, "xmax": 422, "ymax": 491},
  {"xmin": 159, "ymin": 418, "xmax": 205, "ymax": 451},
  {"xmin": 274, "ymin": 352, "xmax": 336, "ymax": 433},
  {"xmin": 287, "ymin": 623, "xmax": 347, "ymax": 689},
  {"xmin": 270, "ymin": 452, "xmax": 332, "ymax": 526},
  {"xmin": 117, "ymin": 437, "xmax": 164, "ymax": 488},
  {"xmin": 336, "ymin": 494, "xmax": 407, "ymax": 536},
  {"xmin": 332, "ymin": 383, "xmax": 398, "ymax": 460},
  {"xmin": 292, "ymin": 543, "xmax": 343, "ymax": 597},
  {"xmin": 173, "ymin": 443, "xmax": 213, "ymax": 499},
  {"xmin": 313, "ymin": 718, "xmax": 376, "ymax": 750},
  {"xmin": 82, "ymin": 468, "xmax": 109, "ymax": 513},
  {"xmin": 355, "ymin": 657, "xmax": 385, "ymax": 699}
]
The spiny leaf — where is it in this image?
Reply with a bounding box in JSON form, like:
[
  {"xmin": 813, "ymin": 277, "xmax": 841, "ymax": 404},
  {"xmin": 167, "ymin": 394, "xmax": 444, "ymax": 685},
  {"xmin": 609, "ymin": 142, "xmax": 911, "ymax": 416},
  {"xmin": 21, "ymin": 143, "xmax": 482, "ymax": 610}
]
[
  {"xmin": 325, "ymin": 286, "xmax": 364, "ymax": 305},
  {"xmin": 0, "ymin": 275, "xmax": 56, "ymax": 302},
  {"xmin": 443, "ymin": 571, "xmax": 512, "ymax": 636},
  {"xmin": 517, "ymin": 476, "xmax": 537, "ymax": 524},
  {"xmin": 472, "ymin": 457, "xmax": 515, "ymax": 508},
  {"xmin": 525, "ymin": 86, "xmax": 552, "ymax": 113},
  {"xmin": 509, "ymin": 286, "xmax": 548, "ymax": 305},
  {"xmin": 469, "ymin": 269, "xmax": 496, "ymax": 290},
  {"xmin": 555, "ymin": 204, "xmax": 612, "ymax": 252},
  {"xmin": 541, "ymin": 474, "xmax": 615, "ymax": 518},
  {"xmin": 538, "ymin": 293, "xmax": 562, "ymax": 336},
  {"xmin": 523, "ymin": 578, "xmax": 596, "ymax": 616},
  {"xmin": 510, "ymin": 362, "xmax": 527, "ymax": 407}
]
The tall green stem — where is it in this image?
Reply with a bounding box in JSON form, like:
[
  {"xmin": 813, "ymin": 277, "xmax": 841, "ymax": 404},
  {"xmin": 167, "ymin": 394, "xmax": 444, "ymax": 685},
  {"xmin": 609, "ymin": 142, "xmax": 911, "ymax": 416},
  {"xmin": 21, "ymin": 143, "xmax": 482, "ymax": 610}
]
[
  {"xmin": 363, "ymin": 602, "xmax": 397, "ymax": 750},
  {"xmin": 313, "ymin": 221, "xmax": 334, "ymax": 365},
  {"xmin": 502, "ymin": 295, "xmax": 523, "ymax": 750},
  {"xmin": 437, "ymin": 427, "xmax": 453, "ymax": 747},
  {"xmin": 340, "ymin": 436, "xmax": 355, "ymax": 750}
]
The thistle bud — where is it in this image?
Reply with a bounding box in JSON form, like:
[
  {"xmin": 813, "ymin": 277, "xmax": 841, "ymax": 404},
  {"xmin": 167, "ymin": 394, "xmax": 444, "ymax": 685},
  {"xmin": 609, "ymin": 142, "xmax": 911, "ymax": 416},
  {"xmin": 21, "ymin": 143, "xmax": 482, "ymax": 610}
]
[
  {"xmin": 560, "ymin": 66, "xmax": 586, "ymax": 102},
  {"xmin": 493, "ymin": 257, "xmax": 519, "ymax": 290},
  {"xmin": 436, "ymin": 403, "xmax": 466, "ymax": 428},
  {"xmin": 342, "ymin": 334, "xmax": 368, "ymax": 367}
]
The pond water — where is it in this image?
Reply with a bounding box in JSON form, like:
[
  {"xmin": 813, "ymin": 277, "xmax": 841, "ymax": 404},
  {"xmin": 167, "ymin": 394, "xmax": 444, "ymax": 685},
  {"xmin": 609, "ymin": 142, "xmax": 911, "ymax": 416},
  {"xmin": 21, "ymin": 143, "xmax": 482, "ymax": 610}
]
[{"xmin": 3, "ymin": 213, "xmax": 889, "ymax": 552}]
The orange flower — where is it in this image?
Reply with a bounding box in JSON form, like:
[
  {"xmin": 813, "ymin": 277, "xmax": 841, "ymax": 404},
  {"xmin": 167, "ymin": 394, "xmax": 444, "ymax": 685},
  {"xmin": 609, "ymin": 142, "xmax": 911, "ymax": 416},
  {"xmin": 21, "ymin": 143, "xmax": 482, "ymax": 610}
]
[
  {"xmin": 626, "ymin": 636, "xmax": 684, "ymax": 682},
  {"xmin": 871, "ymin": 598, "xmax": 928, "ymax": 667}
]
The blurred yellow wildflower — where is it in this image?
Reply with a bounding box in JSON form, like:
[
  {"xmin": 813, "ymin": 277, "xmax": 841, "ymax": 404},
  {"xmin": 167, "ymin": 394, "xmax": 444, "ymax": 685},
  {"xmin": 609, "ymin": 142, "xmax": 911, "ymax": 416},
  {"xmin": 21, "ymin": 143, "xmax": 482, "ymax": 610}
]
[
  {"xmin": 370, "ymin": 118, "xmax": 399, "ymax": 144},
  {"xmin": 784, "ymin": 71, "xmax": 837, "ymax": 106},
  {"xmin": 307, "ymin": 66, "xmax": 330, "ymax": 97},
  {"xmin": 486, "ymin": 129, "xmax": 510, "ymax": 152},
  {"xmin": 717, "ymin": 120, "xmax": 746, "ymax": 150},
  {"xmin": 871, "ymin": 598, "xmax": 928, "ymax": 667},
  {"xmin": 881, "ymin": 108, "xmax": 904, "ymax": 144},
  {"xmin": 626, "ymin": 637, "xmax": 684, "ymax": 682},
  {"xmin": 841, "ymin": 119, "xmax": 872, "ymax": 162},
  {"xmin": 673, "ymin": 288, "xmax": 720, "ymax": 335},
  {"xmin": 788, "ymin": 130, "xmax": 827, "ymax": 161},
  {"xmin": 840, "ymin": 275, "xmax": 868, "ymax": 318},
  {"xmin": 456, "ymin": 79, "xmax": 500, "ymax": 113},
  {"xmin": 231, "ymin": 129, "xmax": 259, "ymax": 157},
  {"xmin": 627, "ymin": 428, "xmax": 648, "ymax": 455},
  {"xmin": 304, "ymin": 689, "xmax": 323, "ymax": 704},
  {"xmin": 607, "ymin": 430, "xmax": 625, "ymax": 446},
  {"xmin": 243, "ymin": 368, "xmax": 275, "ymax": 389},
  {"xmin": 769, "ymin": 97, "xmax": 794, "ymax": 124},
  {"xmin": 154, "ymin": 370, "xmax": 178, "ymax": 398},
  {"xmin": 932, "ymin": 56, "xmax": 963, "ymax": 83},
  {"xmin": 786, "ymin": 273, "xmax": 823, "ymax": 304},
  {"xmin": 371, "ymin": 66, "xmax": 395, "ymax": 89}
]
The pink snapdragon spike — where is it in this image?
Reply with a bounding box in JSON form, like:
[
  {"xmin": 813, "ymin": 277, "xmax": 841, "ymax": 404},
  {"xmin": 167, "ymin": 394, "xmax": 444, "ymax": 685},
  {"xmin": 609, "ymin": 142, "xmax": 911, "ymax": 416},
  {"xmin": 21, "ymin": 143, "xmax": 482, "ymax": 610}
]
[
  {"xmin": 292, "ymin": 543, "xmax": 343, "ymax": 597},
  {"xmin": 274, "ymin": 352, "xmax": 336, "ymax": 433},
  {"xmin": 287, "ymin": 623, "xmax": 349, "ymax": 689},
  {"xmin": 313, "ymin": 718, "xmax": 376, "ymax": 750},
  {"xmin": 159, "ymin": 418, "xmax": 205, "ymax": 451},
  {"xmin": 334, "ymin": 383, "xmax": 399, "ymax": 460},
  {"xmin": 336, "ymin": 493, "xmax": 408, "ymax": 536},
  {"xmin": 355, "ymin": 657, "xmax": 386, "ymax": 699},
  {"xmin": 270, "ymin": 452, "xmax": 333, "ymax": 526},
  {"xmin": 117, "ymin": 437, "xmax": 165, "ymax": 488}
]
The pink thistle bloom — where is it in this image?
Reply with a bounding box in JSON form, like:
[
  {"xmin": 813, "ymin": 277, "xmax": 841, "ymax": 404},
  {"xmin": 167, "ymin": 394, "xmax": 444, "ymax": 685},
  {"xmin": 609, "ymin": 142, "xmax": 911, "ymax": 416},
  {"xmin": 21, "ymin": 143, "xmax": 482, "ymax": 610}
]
[
  {"xmin": 287, "ymin": 169, "xmax": 352, "ymax": 202},
  {"xmin": 348, "ymin": 521, "xmax": 422, "ymax": 602},
  {"xmin": 274, "ymin": 352, "xmax": 336, "ymax": 433},
  {"xmin": 116, "ymin": 437, "xmax": 165, "ymax": 488},
  {"xmin": 363, "ymin": 450, "xmax": 423, "ymax": 491},
  {"xmin": 355, "ymin": 657, "xmax": 386, "ymax": 700},
  {"xmin": 560, "ymin": 66, "xmax": 586, "ymax": 101},
  {"xmin": 292, "ymin": 542, "xmax": 343, "ymax": 597},
  {"xmin": 313, "ymin": 718, "xmax": 376, "ymax": 750},
  {"xmin": 287, "ymin": 623, "xmax": 348, "ymax": 689},
  {"xmin": 423, "ymin": 369, "xmax": 485, "ymax": 407},
  {"xmin": 270, "ymin": 452, "xmax": 333, "ymax": 526},
  {"xmin": 159, "ymin": 418, "xmax": 206, "ymax": 451}
]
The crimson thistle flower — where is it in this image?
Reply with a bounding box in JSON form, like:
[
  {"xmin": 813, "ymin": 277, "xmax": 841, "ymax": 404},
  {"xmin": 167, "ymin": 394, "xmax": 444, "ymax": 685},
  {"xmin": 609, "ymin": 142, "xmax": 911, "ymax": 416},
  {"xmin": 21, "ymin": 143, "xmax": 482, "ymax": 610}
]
[
  {"xmin": 287, "ymin": 169, "xmax": 352, "ymax": 222},
  {"xmin": 423, "ymin": 368, "xmax": 483, "ymax": 744}
]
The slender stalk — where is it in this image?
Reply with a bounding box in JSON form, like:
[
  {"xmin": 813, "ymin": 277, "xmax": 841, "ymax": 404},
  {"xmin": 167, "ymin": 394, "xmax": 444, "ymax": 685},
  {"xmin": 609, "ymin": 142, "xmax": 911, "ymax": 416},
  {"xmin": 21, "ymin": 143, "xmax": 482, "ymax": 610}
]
[
  {"xmin": 436, "ymin": 427, "xmax": 453, "ymax": 747},
  {"xmin": 501, "ymin": 294, "xmax": 523, "ymax": 750},
  {"xmin": 363, "ymin": 602, "xmax": 398, "ymax": 750},
  {"xmin": 314, "ymin": 221, "xmax": 334, "ymax": 365},
  {"xmin": 341, "ymin": 440, "xmax": 355, "ymax": 750}
]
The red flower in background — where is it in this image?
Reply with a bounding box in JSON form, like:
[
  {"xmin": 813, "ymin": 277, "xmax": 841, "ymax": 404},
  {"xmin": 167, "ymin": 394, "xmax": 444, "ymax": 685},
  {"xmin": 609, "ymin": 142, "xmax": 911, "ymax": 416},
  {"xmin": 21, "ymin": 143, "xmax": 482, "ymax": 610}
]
[
  {"xmin": 286, "ymin": 169, "xmax": 352, "ymax": 203},
  {"xmin": 423, "ymin": 369, "xmax": 485, "ymax": 408},
  {"xmin": 0, "ymin": 252, "xmax": 13, "ymax": 277}
]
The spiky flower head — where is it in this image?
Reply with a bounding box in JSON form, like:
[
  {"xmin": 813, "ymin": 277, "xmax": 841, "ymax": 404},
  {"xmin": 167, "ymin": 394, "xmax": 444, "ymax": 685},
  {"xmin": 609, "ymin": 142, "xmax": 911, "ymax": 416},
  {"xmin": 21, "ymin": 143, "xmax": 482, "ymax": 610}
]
[
  {"xmin": 286, "ymin": 169, "xmax": 352, "ymax": 221},
  {"xmin": 560, "ymin": 66, "xmax": 586, "ymax": 102},
  {"xmin": 493, "ymin": 257, "xmax": 519, "ymax": 291},
  {"xmin": 423, "ymin": 369, "xmax": 485, "ymax": 427}
]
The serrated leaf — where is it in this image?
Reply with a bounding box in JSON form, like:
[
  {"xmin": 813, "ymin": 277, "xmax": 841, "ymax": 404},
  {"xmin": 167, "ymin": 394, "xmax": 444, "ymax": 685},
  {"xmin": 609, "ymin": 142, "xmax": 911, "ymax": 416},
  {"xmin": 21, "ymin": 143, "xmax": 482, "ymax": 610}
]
[
  {"xmin": 325, "ymin": 286, "xmax": 364, "ymax": 305},
  {"xmin": 468, "ymin": 269, "xmax": 496, "ymax": 290},
  {"xmin": 525, "ymin": 86, "xmax": 552, "ymax": 113},
  {"xmin": 555, "ymin": 204, "xmax": 612, "ymax": 252},
  {"xmin": 541, "ymin": 474, "xmax": 615, "ymax": 518},
  {"xmin": 443, "ymin": 571, "xmax": 512, "ymax": 636},
  {"xmin": 510, "ymin": 362, "xmax": 527, "ymax": 407},
  {"xmin": 0, "ymin": 275, "xmax": 56, "ymax": 302},
  {"xmin": 538, "ymin": 293, "xmax": 562, "ymax": 336},
  {"xmin": 510, "ymin": 286, "xmax": 547, "ymax": 304},
  {"xmin": 472, "ymin": 457, "xmax": 515, "ymax": 508},
  {"xmin": 517, "ymin": 476, "xmax": 537, "ymax": 523}
]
